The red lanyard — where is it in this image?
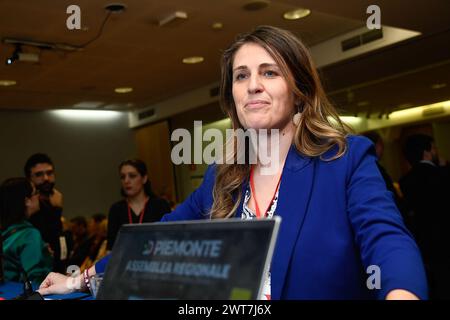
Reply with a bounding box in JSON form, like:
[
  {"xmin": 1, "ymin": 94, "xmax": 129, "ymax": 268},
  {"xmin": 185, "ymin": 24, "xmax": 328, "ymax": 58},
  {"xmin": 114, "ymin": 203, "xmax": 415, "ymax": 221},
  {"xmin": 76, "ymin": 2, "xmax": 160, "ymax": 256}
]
[
  {"xmin": 249, "ymin": 166, "xmax": 282, "ymax": 219},
  {"xmin": 127, "ymin": 199, "xmax": 149, "ymax": 224}
]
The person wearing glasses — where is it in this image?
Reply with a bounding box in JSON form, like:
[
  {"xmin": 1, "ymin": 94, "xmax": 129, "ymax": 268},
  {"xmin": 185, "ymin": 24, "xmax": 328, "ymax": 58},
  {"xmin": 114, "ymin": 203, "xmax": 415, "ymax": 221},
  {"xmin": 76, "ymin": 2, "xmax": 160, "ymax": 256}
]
[
  {"xmin": 24, "ymin": 153, "xmax": 69, "ymax": 273},
  {"xmin": 0, "ymin": 178, "xmax": 53, "ymax": 284}
]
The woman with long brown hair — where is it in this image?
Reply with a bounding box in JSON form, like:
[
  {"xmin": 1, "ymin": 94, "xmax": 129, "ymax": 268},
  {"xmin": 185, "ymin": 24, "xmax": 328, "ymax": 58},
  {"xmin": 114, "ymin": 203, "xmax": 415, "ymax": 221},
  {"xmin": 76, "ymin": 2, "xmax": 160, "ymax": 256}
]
[
  {"xmin": 39, "ymin": 26, "xmax": 427, "ymax": 300},
  {"xmin": 107, "ymin": 159, "xmax": 171, "ymax": 250},
  {"xmin": 1, "ymin": 178, "xmax": 52, "ymax": 284}
]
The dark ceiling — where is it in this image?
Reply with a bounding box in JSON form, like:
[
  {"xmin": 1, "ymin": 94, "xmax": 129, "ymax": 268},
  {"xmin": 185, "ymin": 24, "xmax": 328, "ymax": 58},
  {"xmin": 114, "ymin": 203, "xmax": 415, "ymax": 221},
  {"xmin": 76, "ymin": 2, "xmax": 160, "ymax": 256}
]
[{"xmin": 1, "ymin": 0, "xmax": 449, "ymax": 116}]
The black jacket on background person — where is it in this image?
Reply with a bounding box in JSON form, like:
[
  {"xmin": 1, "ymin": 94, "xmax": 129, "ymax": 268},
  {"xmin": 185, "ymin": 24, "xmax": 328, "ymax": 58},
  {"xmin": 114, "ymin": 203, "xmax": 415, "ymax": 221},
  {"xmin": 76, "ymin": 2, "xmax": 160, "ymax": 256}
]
[
  {"xmin": 107, "ymin": 197, "xmax": 171, "ymax": 250},
  {"xmin": 400, "ymin": 162, "xmax": 450, "ymax": 259},
  {"xmin": 400, "ymin": 161, "xmax": 450, "ymax": 299},
  {"xmin": 376, "ymin": 162, "xmax": 410, "ymax": 229},
  {"xmin": 28, "ymin": 200, "xmax": 69, "ymax": 273}
]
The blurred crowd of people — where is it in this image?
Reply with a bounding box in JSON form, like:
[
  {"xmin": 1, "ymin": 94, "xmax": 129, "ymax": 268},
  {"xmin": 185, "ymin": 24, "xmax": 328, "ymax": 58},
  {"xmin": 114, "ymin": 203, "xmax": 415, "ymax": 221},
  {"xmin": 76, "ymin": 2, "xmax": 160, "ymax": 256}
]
[
  {"xmin": 364, "ymin": 132, "xmax": 450, "ymax": 299},
  {"xmin": 1, "ymin": 154, "xmax": 170, "ymax": 285},
  {"xmin": 1, "ymin": 132, "xmax": 449, "ymax": 298}
]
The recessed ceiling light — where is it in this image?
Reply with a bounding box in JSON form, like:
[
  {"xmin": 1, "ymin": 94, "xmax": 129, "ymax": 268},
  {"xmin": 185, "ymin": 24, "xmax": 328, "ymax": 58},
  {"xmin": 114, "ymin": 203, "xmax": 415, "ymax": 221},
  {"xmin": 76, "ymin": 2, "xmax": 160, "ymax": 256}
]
[
  {"xmin": 242, "ymin": 0, "xmax": 270, "ymax": 11},
  {"xmin": 0, "ymin": 80, "xmax": 17, "ymax": 86},
  {"xmin": 212, "ymin": 22, "xmax": 223, "ymax": 30},
  {"xmin": 431, "ymin": 83, "xmax": 447, "ymax": 90},
  {"xmin": 104, "ymin": 3, "xmax": 127, "ymax": 13},
  {"xmin": 115, "ymin": 87, "xmax": 133, "ymax": 93},
  {"xmin": 283, "ymin": 8, "xmax": 311, "ymax": 20},
  {"xmin": 182, "ymin": 56, "xmax": 204, "ymax": 64}
]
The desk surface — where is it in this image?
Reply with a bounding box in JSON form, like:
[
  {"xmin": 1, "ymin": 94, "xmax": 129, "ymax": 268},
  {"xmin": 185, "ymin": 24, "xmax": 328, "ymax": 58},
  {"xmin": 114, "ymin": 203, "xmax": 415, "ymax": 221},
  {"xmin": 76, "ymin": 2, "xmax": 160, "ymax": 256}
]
[{"xmin": 0, "ymin": 281, "xmax": 91, "ymax": 300}]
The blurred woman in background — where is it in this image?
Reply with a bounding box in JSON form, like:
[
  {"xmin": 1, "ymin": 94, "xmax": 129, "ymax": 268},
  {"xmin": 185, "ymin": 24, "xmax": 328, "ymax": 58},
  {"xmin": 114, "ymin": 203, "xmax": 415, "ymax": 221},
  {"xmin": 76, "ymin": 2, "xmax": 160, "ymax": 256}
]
[
  {"xmin": 0, "ymin": 177, "xmax": 52, "ymax": 284},
  {"xmin": 106, "ymin": 159, "xmax": 171, "ymax": 250}
]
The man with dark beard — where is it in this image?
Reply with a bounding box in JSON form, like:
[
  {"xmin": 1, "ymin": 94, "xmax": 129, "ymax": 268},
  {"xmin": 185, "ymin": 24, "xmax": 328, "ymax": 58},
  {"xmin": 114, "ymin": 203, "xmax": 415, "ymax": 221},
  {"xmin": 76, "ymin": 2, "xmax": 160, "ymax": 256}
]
[
  {"xmin": 400, "ymin": 134, "xmax": 450, "ymax": 299},
  {"xmin": 24, "ymin": 153, "xmax": 68, "ymax": 273}
]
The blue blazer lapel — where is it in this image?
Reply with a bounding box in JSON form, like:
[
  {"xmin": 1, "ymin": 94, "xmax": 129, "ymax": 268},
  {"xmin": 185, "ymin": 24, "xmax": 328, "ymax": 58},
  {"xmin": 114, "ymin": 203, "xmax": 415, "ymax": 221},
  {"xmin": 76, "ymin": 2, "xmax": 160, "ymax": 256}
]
[{"xmin": 271, "ymin": 146, "xmax": 315, "ymax": 299}]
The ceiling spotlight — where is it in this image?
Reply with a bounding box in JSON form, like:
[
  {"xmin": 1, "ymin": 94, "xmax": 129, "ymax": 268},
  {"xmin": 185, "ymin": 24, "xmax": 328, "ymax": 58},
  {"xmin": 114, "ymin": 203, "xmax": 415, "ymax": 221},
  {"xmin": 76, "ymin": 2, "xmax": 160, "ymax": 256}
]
[
  {"xmin": 0, "ymin": 80, "xmax": 17, "ymax": 86},
  {"xmin": 5, "ymin": 45, "xmax": 21, "ymax": 65},
  {"xmin": 212, "ymin": 22, "xmax": 223, "ymax": 30},
  {"xmin": 182, "ymin": 56, "xmax": 204, "ymax": 64},
  {"xmin": 283, "ymin": 8, "xmax": 311, "ymax": 20},
  {"xmin": 115, "ymin": 87, "xmax": 133, "ymax": 93}
]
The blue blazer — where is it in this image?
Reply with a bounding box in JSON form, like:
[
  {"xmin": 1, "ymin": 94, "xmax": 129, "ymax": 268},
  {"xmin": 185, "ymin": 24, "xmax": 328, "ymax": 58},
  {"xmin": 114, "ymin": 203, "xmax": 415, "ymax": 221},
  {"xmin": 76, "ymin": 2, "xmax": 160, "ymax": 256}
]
[
  {"xmin": 96, "ymin": 136, "xmax": 427, "ymax": 299},
  {"xmin": 159, "ymin": 135, "xmax": 427, "ymax": 299}
]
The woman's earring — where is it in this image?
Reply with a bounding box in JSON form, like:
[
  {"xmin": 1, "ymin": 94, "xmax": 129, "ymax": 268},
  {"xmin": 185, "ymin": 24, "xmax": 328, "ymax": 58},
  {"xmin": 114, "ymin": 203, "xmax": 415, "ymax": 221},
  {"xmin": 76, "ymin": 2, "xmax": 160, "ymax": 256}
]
[
  {"xmin": 292, "ymin": 105, "xmax": 302, "ymax": 126},
  {"xmin": 292, "ymin": 112, "xmax": 301, "ymax": 126}
]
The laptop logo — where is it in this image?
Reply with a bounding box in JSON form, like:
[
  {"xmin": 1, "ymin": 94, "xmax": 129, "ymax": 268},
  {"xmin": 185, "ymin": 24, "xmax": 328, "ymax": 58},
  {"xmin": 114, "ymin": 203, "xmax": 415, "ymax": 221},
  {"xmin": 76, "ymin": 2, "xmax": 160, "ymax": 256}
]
[{"xmin": 142, "ymin": 240, "xmax": 155, "ymax": 256}]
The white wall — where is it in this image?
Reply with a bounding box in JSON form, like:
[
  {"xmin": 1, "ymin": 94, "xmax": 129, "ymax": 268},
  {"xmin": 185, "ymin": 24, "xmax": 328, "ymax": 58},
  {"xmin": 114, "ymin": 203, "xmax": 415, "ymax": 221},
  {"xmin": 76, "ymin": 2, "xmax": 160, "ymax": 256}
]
[{"xmin": 0, "ymin": 110, "xmax": 137, "ymax": 219}]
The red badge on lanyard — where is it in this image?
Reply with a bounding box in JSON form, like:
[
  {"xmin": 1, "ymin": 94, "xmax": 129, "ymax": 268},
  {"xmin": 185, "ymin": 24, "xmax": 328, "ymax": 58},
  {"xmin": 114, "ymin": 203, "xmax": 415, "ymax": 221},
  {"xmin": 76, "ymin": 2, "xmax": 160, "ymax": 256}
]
[{"xmin": 249, "ymin": 166, "xmax": 282, "ymax": 219}]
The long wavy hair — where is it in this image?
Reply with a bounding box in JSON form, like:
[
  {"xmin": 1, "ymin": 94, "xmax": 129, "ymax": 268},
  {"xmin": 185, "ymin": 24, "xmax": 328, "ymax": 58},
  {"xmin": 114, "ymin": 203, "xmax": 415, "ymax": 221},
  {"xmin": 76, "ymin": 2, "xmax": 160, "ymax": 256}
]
[{"xmin": 210, "ymin": 25, "xmax": 351, "ymax": 219}]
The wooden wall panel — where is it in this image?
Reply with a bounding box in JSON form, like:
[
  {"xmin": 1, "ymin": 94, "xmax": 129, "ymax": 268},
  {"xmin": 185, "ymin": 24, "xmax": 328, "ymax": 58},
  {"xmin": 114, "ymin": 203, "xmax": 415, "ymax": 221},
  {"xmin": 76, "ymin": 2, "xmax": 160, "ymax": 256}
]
[{"xmin": 134, "ymin": 121, "xmax": 176, "ymax": 206}]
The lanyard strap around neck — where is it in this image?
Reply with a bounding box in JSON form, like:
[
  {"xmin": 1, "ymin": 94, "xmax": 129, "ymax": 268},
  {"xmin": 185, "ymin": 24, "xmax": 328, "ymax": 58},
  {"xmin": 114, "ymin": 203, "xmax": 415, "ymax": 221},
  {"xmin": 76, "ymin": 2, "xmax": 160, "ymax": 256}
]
[
  {"xmin": 249, "ymin": 166, "xmax": 282, "ymax": 219},
  {"xmin": 127, "ymin": 198, "xmax": 149, "ymax": 224}
]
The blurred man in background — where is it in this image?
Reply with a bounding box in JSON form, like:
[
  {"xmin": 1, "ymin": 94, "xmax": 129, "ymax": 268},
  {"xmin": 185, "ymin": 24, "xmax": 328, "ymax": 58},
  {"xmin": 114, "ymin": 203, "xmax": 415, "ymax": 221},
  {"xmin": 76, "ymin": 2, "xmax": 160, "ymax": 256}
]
[
  {"xmin": 24, "ymin": 153, "xmax": 69, "ymax": 273},
  {"xmin": 400, "ymin": 134, "xmax": 450, "ymax": 299}
]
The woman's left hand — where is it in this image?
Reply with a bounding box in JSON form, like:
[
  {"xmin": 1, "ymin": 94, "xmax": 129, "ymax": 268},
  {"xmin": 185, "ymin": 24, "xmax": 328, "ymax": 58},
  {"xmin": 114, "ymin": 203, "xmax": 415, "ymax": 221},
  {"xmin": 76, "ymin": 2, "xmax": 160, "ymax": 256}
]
[{"xmin": 386, "ymin": 289, "xmax": 419, "ymax": 300}]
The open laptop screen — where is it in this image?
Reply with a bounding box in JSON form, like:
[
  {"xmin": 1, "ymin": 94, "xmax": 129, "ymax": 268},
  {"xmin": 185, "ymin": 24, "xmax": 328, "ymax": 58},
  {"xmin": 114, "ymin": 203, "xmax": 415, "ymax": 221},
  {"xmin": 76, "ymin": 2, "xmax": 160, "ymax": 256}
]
[{"xmin": 96, "ymin": 217, "xmax": 280, "ymax": 300}]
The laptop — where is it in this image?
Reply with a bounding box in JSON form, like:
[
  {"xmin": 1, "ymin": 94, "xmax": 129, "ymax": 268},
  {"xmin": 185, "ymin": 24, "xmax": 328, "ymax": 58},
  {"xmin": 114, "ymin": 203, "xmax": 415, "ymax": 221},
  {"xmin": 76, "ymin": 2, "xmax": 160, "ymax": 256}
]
[{"xmin": 96, "ymin": 217, "xmax": 281, "ymax": 300}]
